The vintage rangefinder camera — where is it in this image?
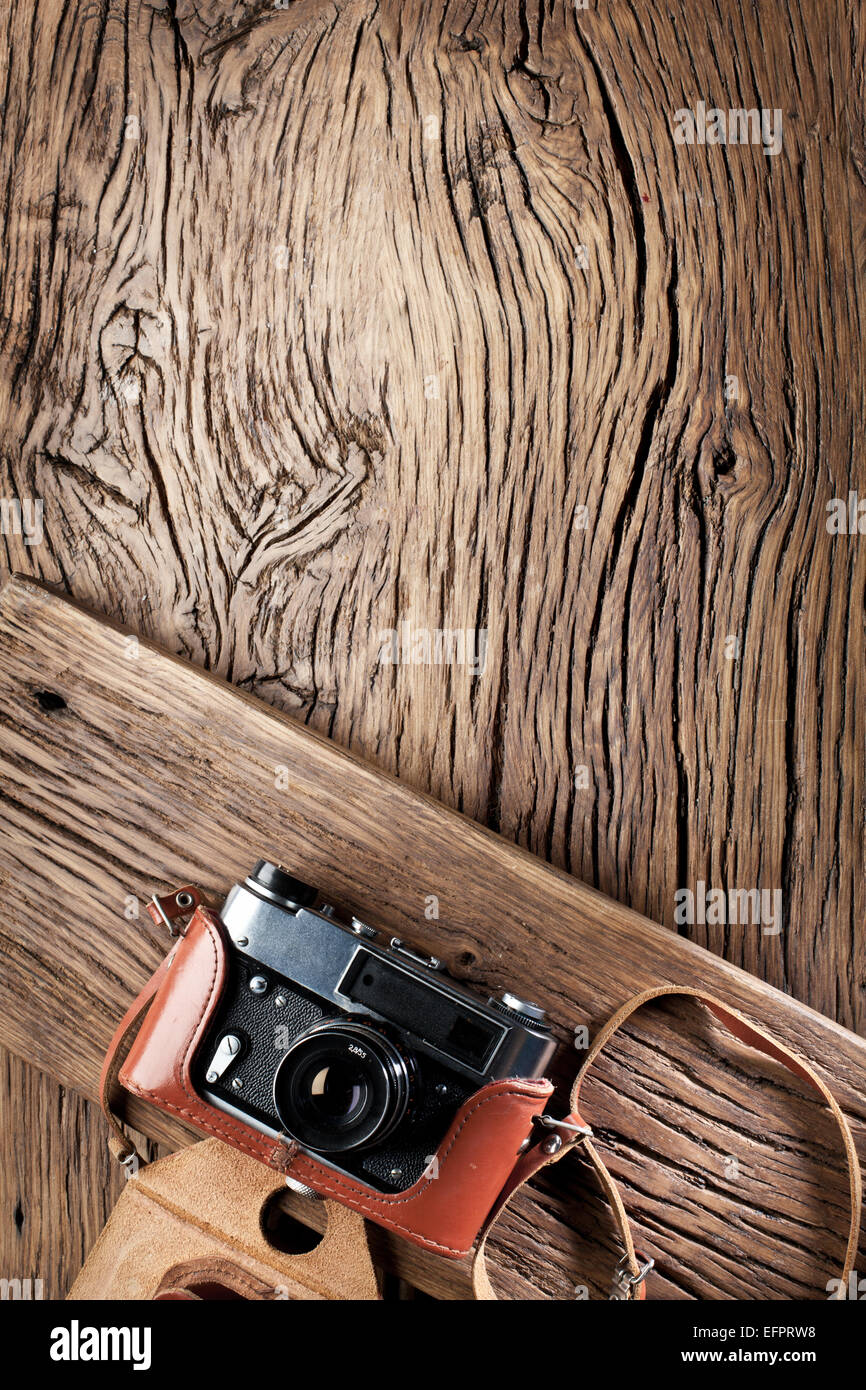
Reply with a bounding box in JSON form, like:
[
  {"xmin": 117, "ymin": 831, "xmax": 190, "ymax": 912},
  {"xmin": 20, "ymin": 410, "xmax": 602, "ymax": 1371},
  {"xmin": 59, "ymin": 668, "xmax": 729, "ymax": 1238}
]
[{"xmin": 195, "ymin": 861, "xmax": 557, "ymax": 1194}]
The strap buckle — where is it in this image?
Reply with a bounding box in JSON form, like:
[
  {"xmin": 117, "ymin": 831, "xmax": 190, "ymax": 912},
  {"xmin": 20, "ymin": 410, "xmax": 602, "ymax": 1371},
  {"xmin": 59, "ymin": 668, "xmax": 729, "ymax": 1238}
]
[
  {"xmin": 610, "ymin": 1253, "xmax": 654, "ymax": 1300},
  {"xmin": 115, "ymin": 1147, "xmax": 141, "ymax": 1179},
  {"xmin": 532, "ymin": 1113, "xmax": 593, "ymax": 1155}
]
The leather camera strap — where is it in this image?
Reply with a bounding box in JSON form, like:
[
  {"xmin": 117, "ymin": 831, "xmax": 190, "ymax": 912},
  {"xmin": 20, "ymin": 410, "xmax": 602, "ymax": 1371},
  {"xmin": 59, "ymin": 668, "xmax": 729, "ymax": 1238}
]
[{"xmin": 472, "ymin": 984, "xmax": 863, "ymax": 1300}]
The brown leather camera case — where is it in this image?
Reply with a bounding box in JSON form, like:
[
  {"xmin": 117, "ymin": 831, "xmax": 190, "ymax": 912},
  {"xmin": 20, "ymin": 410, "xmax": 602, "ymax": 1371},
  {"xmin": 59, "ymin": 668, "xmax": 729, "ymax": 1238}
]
[{"xmin": 115, "ymin": 904, "xmax": 554, "ymax": 1258}]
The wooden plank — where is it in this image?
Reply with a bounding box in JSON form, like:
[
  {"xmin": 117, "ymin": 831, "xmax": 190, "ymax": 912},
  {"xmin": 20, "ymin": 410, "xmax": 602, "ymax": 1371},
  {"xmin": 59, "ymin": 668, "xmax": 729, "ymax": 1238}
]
[
  {"xmin": 0, "ymin": 0, "xmax": 863, "ymax": 1301},
  {"xmin": 1, "ymin": 0, "xmax": 862, "ymax": 1035},
  {"xmin": 0, "ymin": 1052, "xmax": 174, "ymax": 1301},
  {"xmin": 0, "ymin": 574, "xmax": 863, "ymax": 1299}
]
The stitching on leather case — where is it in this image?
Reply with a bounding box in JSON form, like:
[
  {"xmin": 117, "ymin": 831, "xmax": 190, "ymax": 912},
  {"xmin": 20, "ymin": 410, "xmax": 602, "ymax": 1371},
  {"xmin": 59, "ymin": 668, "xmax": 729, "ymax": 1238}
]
[
  {"xmin": 122, "ymin": 1075, "xmax": 275, "ymax": 1162},
  {"xmin": 288, "ymin": 1086, "xmax": 552, "ymax": 1252},
  {"xmin": 296, "ymin": 1088, "xmax": 544, "ymax": 1210},
  {"xmin": 158, "ymin": 1261, "xmax": 280, "ymax": 1300},
  {"xmin": 104, "ymin": 956, "xmax": 172, "ymax": 1104},
  {"xmin": 124, "ymin": 914, "xmax": 275, "ymax": 1162}
]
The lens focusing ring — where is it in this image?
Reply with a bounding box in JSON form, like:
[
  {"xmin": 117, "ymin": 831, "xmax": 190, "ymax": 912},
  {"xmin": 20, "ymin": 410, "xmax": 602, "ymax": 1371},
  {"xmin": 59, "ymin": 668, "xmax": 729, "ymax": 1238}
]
[{"xmin": 273, "ymin": 1020, "xmax": 410, "ymax": 1155}]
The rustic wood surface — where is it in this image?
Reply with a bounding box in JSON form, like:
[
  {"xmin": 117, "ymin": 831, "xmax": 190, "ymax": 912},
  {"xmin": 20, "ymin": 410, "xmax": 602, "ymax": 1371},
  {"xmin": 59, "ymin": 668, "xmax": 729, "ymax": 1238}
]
[
  {"xmin": 0, "ymin": 0, "xmax": 863, "ymax": 1299},
  {"xmin": 0, "ymin": 575, "xmax": 863, "ymax": 1302}
]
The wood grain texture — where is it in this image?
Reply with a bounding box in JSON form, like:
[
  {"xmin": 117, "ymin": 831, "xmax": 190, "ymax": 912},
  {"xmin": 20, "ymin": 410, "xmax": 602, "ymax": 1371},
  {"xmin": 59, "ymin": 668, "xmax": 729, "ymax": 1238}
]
[
  {"xmin": 0, "ymin": 1053, "xmax": 160, "ymax": 1301},
  {"xmin": 0, "ymin": 575, "xmax": 863, "ymax": 1301},
  {"xmin": 0, "ymin": 0, "xmax": 863, "ymax": 1298}
]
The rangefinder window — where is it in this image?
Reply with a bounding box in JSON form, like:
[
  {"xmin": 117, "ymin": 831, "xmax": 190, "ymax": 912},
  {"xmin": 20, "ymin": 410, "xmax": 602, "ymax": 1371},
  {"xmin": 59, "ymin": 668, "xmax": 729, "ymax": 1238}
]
[{"xmin": 340, "ymin": 949, "xmax": 503, "ymax": 1070}]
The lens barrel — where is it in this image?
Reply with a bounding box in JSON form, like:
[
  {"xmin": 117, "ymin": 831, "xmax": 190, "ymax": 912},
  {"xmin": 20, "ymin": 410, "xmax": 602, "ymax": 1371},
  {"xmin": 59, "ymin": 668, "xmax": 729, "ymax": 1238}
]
[{"xmin": 273, "ymin": 1021, "xmax": 410, "ymax": 1154}]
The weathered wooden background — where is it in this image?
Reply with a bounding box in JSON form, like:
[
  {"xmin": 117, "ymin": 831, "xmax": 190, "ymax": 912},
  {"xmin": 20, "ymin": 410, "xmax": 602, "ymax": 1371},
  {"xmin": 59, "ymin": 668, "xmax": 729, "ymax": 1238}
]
[{"xmin": 0, "ymin": 0, "xmax": 863, "ymax": 1298}]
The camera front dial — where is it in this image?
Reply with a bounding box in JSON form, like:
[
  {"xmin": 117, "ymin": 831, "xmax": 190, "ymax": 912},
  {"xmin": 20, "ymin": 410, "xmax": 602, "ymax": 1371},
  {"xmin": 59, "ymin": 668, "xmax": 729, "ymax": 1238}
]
[{"xmin": 273, "ymin": 1020, "xmax": 411, "ymax": 1154}]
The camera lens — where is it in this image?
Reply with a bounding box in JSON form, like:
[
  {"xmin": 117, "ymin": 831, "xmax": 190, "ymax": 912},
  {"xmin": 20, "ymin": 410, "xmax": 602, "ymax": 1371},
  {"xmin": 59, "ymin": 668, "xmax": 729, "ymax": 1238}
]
[{"xmin": 273, "ymin": 1021, "xmax": 410, "ymax": 1154}]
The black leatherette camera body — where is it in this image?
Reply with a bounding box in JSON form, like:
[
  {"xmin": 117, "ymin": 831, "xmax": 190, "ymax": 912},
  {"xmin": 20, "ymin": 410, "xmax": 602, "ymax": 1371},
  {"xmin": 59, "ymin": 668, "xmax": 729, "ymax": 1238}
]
[{"xmin": 194, "ymin": 863, "xmax": 556, "ymax": 1194}]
